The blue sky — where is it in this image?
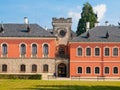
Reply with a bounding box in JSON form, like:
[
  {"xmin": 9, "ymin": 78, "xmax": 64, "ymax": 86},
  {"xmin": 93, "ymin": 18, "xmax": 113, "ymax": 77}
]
[{"xmin": 0, "ymin": 0, "xmax": 120, "ymax": 31}]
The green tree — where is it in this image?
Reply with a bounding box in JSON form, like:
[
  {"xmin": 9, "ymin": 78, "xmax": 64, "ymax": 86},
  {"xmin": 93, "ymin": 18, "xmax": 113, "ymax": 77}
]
[{"xmin": 76, "ymin": 2, "xmax": 97, "ymax": 36}]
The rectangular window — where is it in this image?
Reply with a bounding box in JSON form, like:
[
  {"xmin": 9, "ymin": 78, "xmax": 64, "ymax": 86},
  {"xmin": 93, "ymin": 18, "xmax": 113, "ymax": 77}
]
[
  {"xmin": 95, "ymin": 48, "xmax": 100, "ymax": 56},
  {"xmin": 105, "ymin": 48, "xmax": 109, "ymax": 56},
  {"xmin": 86, "ymin": 48, "xmax": 91, "ymax": 56},
  {"xmin": 77, "ymin": 48, "xmax": 82, "ymax": 56},
  {"xmin": 113, "ymin": 48, "xmax": 118, "ymax": 56}
]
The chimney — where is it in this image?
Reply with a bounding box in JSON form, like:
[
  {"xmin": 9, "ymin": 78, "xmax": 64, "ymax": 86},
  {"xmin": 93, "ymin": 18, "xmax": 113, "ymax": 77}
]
[
  {"xmin": 0, "ymin": 21, "xmax": 4, "ymax": 33},
  {"xmin": 86, "ymin": 22, "xmax": 90, "ymax": 31},
  {"xmin": 94, "ymin": 21, "xmax": 99, "ymax": 27},
  {"xmin": 24, "ymin": 17, "xmax": 29, "ymax": 24},
  {"xmin": 105, "ymin": 21, "xmax": 109, "ymax": 26}
]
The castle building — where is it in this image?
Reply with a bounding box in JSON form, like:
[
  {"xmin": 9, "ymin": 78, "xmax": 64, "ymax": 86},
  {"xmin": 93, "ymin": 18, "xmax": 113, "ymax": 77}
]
[{"xmin": 0, "ymin": 17, "xmax": 120, "ymax": 78}]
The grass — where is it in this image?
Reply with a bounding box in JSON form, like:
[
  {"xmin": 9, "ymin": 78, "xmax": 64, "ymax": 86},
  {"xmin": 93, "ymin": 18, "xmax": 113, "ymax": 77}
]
[{"xmin": 0, "ymin": 79, "xmax": 120, "ymax": 90}]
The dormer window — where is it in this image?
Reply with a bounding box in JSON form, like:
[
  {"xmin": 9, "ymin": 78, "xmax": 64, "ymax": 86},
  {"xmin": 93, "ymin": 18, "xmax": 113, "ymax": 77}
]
[{"xmin": 0, "ymin": 22, "xmax": 4, "ymax": 33}]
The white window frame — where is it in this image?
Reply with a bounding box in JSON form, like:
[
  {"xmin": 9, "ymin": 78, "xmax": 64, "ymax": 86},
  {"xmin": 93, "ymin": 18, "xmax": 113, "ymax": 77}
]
[
  {"xmin": 104, "ymin": 46, "xmax": 110, "ymax": 57},
  {"xmin": 94, "ymin": 46, "xmax": 101, "ymax": 57},
  {"xmin": 76, "ymin": 46, "xmax": 83, "ymax": 57},
  {"xmin": 85, "ymin": 46, "xmax": 92, "ymax": 57},
  {"xmin": 94, "ymin": 66, "xmax": 100, "ymax": 75},
  {"xmin": 112, "ymin": 46, "xmax": 119, "ymax": 57},
  {"xmin": 104, "ymin": 66, "xmax": 110, "ymax": 75}
]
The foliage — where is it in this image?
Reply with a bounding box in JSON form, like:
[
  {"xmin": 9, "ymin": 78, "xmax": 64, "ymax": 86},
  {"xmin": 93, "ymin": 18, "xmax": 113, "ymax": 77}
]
[
  {"xmin": 0, "ymin": 74, "xmax": 42, "ymax": 80},
  {"xmin": 76, "ymin": 2, "xmax": 97, "ymax": 36}
]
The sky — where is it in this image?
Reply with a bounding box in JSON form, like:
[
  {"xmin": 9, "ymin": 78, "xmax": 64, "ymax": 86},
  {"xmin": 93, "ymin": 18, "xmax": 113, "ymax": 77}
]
[{"xmin": 0, "ymin": 0, "xmax": 120, "ymax": 31}]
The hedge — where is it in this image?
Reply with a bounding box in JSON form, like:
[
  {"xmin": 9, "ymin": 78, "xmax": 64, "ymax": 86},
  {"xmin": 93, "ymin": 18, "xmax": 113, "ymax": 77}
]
[{"xmin": 0, "ymin": 74, "xmax": 42, "ymax": 80}]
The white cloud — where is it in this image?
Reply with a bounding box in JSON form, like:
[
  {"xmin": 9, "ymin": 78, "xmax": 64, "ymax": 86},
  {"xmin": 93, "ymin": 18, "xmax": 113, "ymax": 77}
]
[{"xmin": 93, "ymin": 4, "xmax": 107, "ymax": 21}]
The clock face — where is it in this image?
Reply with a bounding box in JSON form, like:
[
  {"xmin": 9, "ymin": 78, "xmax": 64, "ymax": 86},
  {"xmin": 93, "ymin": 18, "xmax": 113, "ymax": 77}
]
[{"xmin": 59, "ymin": 30, "xmax": 66, "ymax": 37}]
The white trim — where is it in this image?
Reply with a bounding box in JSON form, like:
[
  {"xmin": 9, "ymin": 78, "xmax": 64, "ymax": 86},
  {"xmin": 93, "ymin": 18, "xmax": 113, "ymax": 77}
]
[
  {"xmin": 104, "ymin": 46, "xmax": 110, "ymax": 57},
  {"xmin": 112, "ymin": 66, "xmax": 119, "ymax": 75},
  {"xmin": 76, "ymin": 46, "xmax": 83, "ymax": 57},
  {"xmin": 85, "ymin": 46, "xmax": 92, "ymax": 57},
  {"xmin": 104, "ymin": 66, "xmax": 110, "ymax": 75},
  {"xmin": 42, "ymin": 43, "xmax": 50, "ymax": 58},
  {"xmin": 85, "ymin": 66, "xmax": 92, "ymax": 75},
  {"xmin": 1, "ymin": 42, "xmax": 8, "ymax": 57},
  {"xmin": 19, "ymin": 42, "xmax": 27, "ymax": 58},
  {"xmin": 94, "ymin": 46, "xmax": 101, "ymax": 57},
  {"xmin": 94, "ymin": 66, "xmax": 100, "ymax": 75},
  {"xmin": 76, "ymin": 66, "xmax": 82, "ymax": 74},
  {"xmin": 112, "ymin": 46, "xmax": 119, "ymax": 57},
  {"xmin": 31, "ymin": 43, "xmax": 38, "ymax": 58}
]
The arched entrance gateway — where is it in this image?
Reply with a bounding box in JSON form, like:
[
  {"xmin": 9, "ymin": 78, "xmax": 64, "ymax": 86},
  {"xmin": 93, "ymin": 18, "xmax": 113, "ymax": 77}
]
[{"xmin": 57, "ymin": 63, "xmax": 67, "ymax": 77}]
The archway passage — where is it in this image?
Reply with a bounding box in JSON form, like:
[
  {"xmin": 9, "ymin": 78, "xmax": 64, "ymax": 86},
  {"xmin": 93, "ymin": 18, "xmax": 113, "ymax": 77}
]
[{"xmin": 58, "ymin": 63, "xmax": 67, "ymax": 77}]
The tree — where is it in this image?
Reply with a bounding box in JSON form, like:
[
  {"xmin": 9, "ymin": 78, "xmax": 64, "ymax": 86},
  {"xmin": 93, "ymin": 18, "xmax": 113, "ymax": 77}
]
[{"xmin": 76, "ymin": 2, "xmax": 97, "ymax": 36}]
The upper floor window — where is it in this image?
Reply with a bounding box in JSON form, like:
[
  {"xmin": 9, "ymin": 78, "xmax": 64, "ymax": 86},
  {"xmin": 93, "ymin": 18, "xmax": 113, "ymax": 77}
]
[
  {"xmin": 77, "ymin": 47, "xmax": 82, "ymax": 56},
  {"xmin": 2, "ymin": 44, "xmax": 8, "ymax": 57},
  {"xmin": 105, "ymin": 67, "xmax": 109, "ymax": 74},
  {"xmin": 32, "ymin": 44, "xmax": 37, "ymax": 57},
  {"xmin": 20, "ymin": 64, "xmax": 26, "ymax": 72},
  {"xmin": 32, "ymin": 64, "xmax": 37, "ymax": 72},
  {"xmin": 95, "ymin": 67, "xmax": 100, "ymax": 74},
  {"xmin": 78, "ymin": 67, "xmax": 82, "ymax": 74},
  {"xmin": 86, "ymin": 67, "xmax": 91, "ymax": 74},
  {"xmin": 20, "ymin": 44, "xmax": 26, "ymax": 57},
  {"xmin": 95, "ymin": 48, "xmax": 100, "ymax": 56},
  {"xmin": 105, "ymin": 48, "xmax": 109, "ymax": 56},
  {"xmin": 113, "ymin": 48, "xmax": 118, "ymax": 56},
  {"xmin": 86, "ymin": 47, "xmax": 91, "ymax": 56},
  {"xmin": 2, "ymin": 64, "xmax": 7, "ymax": 72},
  {"xmin": 113, "ymin": 67, "xmax": 118, "ymax": 74},
  {"xmin": 43, "ymin": 64, "xmax": 48, "ymax": 73},
  {"xmin": 43, "ymin": 44, "xmax": 49, "ymax": 57}
]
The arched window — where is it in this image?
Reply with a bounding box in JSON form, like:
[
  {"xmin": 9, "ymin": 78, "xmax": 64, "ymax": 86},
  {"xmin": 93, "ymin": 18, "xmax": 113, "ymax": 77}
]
[
  {"xmin": 77, "ymin": 47, "xmax": 82, "ymax": 56},
  {"xmin": 43, "ymin": 64, "xmax": 48, "ymax": 72},
  {"xmin": 95, "ymin": 48, "xmax": 100, "ymax": 56},
  {"xmin": 105, "ymin": 67, "xmax": 109, "ymax": 74},
  {"xmin": 43, "ymin": 44, "xmax": 49, "ymax": 57},
  {"xmin": 86, "ymin": 67, "xmax": 91, "ymax": 74},
  {"xmin": 113, "ymin": 48, "xmax": 118, "ymax": 56},
  {"xmin": 105, "ymin": 48, "xmax": 109, "ymax": 56},
  {"xmin": 86, "ymin": 47, "xmax": 91, "ymax": 56},
  {"xmin": 32, "ymin": 44, "xmax": 37, "ymax": 57},
  {"xmin": 78, "ymin": 67, "xmax": 82, "ymax": 74},
  {"xmin": 20, "ymin": 44, "xmax": 26, "ymax": 57},
  {"xmin": 95, "ymin": 67, "xmax": 100, "ymax": 74},
  {"xmin": 20, "ymin": 64, "xmax": 26, "ymax": 72},
  {"xmin": 2, "ymin": 44, "xmax": 8, "ymax": 57},
  {"xmin": 32, "ymin": 64, "xmax": 37, "ymax": 72},
  {"xmin": 2, "ymin": 64, "xmax": 7, "ymax": 72},
  {"xmin": 113, "ymin": 67, "xmax": 118, "ymax": 74}
]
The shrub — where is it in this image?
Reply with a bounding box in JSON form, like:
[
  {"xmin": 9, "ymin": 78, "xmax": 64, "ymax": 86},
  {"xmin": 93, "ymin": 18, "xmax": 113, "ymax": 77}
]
[{"xmin": 0, "ymin": 74, "xmax": 42, "ymax": 80}]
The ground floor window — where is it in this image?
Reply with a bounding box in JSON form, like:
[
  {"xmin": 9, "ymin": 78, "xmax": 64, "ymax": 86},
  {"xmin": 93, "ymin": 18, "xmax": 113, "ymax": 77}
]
[
  {"xmin": 20, "ymin": 64, "xmax": 26, "ymax": 72},
  {"xmin": 32, "ymin": 64, "xmax": 37, "ymax": 72},
  {"xmin": 86, "ymin": 67, "xmax": 91, "ymax": 74},
  {"xmin": 78, "ymin": 67, "xmax": 82, "ymax": 74},
  {"xmin": 95, "ymin": 67, "xmax": 100, "ymax": 74},
  {"xmin": 2, "ymin": 64, "xmax": 7, "ymax": 72},
  {"xmin": 43, "ymin": 64, "xmax": 48, "ymax": 72},
  {"xmin": 113, "ymin": 67, "xmax": 118, "ymax": 74},
  {"xmin": 105, "ymin": 67, "xmax": 109, "ymax": 74}
]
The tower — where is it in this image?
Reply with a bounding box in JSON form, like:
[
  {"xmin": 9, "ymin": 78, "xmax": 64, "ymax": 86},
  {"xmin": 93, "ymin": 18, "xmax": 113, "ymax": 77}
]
[{"xmin": 52, "ymin": 17, "xmax": 72, "ymax": 77}]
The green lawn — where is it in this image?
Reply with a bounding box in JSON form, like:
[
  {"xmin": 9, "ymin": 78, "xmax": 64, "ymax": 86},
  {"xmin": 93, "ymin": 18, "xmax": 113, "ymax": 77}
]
[{"xmin": 0, "ymin": 80, "xmax": 120, "ymax": 90}]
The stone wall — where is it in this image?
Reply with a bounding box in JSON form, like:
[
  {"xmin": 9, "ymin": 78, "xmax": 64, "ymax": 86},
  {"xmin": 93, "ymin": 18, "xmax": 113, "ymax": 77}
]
[{"xmin": 0, "ymin": 58, "xmax": 55, "ymax": 74}]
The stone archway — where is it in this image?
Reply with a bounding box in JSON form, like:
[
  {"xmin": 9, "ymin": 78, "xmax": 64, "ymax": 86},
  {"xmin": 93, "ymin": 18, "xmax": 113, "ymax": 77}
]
[{"xmin": 57, "ymin": 63, "xmax": 67, "ymax": 77}]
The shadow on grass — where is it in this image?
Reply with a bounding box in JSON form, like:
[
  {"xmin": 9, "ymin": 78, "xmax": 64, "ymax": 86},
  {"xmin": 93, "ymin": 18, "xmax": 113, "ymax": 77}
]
[{"xmin": 15, "ymin": 85, "xmax": 120, "ymax": 90}]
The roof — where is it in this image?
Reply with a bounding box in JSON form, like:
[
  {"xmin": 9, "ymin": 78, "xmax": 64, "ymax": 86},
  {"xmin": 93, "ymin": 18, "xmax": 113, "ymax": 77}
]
[
  {"xmin": 0, "ymin": 24, "xmax": 55, "ymax": 37},
  {"xmin": 70, "ymin": 26, "xmax": 120, "ymax": 42}
]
